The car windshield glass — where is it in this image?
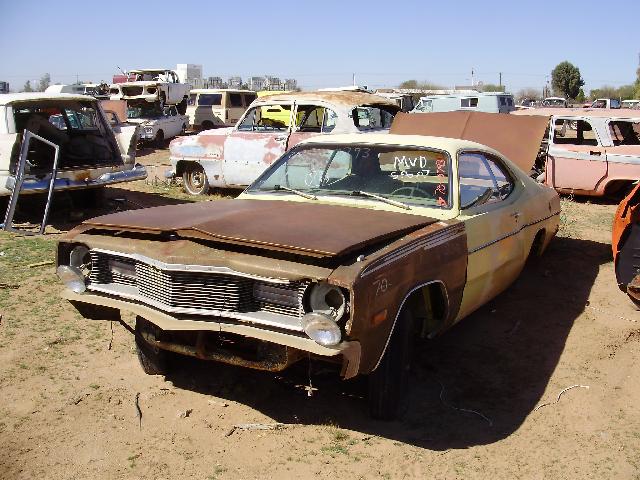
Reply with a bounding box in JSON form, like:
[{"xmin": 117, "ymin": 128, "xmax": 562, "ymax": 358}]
[
  {"xmin": 248, "ymin": 144, "xmax": 452, "ymax": 208},
  {"xmin": 127, "ymin": 103, "xmax": 163, "ymax": 119}
]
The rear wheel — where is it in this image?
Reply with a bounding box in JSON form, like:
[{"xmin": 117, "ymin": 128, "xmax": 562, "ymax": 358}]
[
  {"xmin": 135, "ymin": 317, "xmax": 169, "ymax": 375},
  {"xmin": 368, "ymin": 308, "xmax": 416, "ymax": 420},
  {"xmin": 182, "ymin": 163, "xmax": 209, "ymax": 195}
]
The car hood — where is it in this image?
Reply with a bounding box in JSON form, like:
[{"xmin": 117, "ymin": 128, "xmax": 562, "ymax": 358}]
[
  {"xmin": 391, "ymin": 111, "xmax": 550, "ymax": 173},
  {"xmin": 82, "ymin": 199, "xmax": 438, "ymax": 258}
]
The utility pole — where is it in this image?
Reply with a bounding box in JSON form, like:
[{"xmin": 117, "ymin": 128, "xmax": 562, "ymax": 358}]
[
  {"xmin": 499, "ymin": 72, "xmax": 502, "ymax": 88},
  {"xmin": 471, "ymin": 68, "xmax": 475, "ymax": 87},
  {"xmin": 352, "ymin": 73, "xmax": 355, "ymax": 86}
]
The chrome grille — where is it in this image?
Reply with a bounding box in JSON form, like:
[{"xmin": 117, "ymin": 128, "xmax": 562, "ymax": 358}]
[{"xmin": 89, "ymin": 251, "xmax": 307, "ymax": 318}]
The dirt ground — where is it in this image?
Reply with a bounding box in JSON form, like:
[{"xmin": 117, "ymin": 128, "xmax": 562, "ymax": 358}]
[{"xmin": 0, "ymin": 149, "xmax": 638, "ymax": 479}]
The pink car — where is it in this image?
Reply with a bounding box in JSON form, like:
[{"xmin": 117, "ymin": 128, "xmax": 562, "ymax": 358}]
[{"xmin": 513, "ymin": 108, "xmax": 640, "ymax": 197}]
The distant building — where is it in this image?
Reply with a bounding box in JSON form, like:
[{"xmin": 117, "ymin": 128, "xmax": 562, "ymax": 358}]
[
  {"xmin": 248, "ymin": 76, "xmax": 265, "ymax": 91},
  {"xmin": 176, "ymin": 64, "xmax": 203, "ymax": 88},
  {"xmin": 0, "ymin": 81, "xmax": 9, "ymax": 94},
  {"xmin": 228, "ymin": 76, "xmax": 242, "ymax": 89},
  {"xmin": 263, "ymin": 76, "xmax": 281, "ymax": 90},
  {"xmin": 284, "ymin": 78, "xmax": 297, "ymax": 91},
  {"xmin": 206, "ymin": 76, "xmax": 224, "ymax": 89}
]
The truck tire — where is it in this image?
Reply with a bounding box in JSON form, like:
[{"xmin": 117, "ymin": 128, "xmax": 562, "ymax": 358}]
[
  {"xmin": 135, "ymin": 318, "xmax": 169, "ymax": 375},
  {"xmin": 182, "ymin": 163, "xmax": 209, "ymax": 195},
  {"xmin": 368, "ymin": 308, "xmax": 416, "ymax": 420}
]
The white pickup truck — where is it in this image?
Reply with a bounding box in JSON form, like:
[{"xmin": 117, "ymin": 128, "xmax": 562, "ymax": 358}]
[
  {"xmin": 109, "ymin": 69, "xmax": 191, "ymax": 114},
  {"xmin": 127, "ymin": 103, "xmax": 189, "ymax": 147}
]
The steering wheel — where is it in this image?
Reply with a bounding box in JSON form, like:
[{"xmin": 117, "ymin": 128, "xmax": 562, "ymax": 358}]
[{"xmin": 391, "ymin": 186, "xmax": 431, "ymax": 198}]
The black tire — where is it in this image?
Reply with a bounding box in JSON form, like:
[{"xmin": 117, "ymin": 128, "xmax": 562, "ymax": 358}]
[
  {"xmin": 69, "ymin": 188, "xmax": 105, "ymax": 209},
  {"xmin": 154, "ymin": 130, "xmax": 165, "ymax": 149},
  {"xmin": 182, "ymin": 163, "xmax": 209, "ymax": 195},
  {"xmin": 181, "ymin": 124, "xmax": 187, "ymax": 135},
  {"xmin": 135, "ymin": 318, "xmax": 169, "ymax": 375},
  {"xmin": 177, "ymin": 98, "xmax": 187, "ymax": 115},
  {"xmin": 368, "ymin": 308, "xmax": 416, "ymax": 420}
]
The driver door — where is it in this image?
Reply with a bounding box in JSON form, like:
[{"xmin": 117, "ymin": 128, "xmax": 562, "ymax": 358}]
[
  {"xmin": 456, "ymin": 151, "xmax": 525, "ymax": 320},
  {"xmin": 222, "ymin": 103, "xmax": 293, "ymax": 187}
]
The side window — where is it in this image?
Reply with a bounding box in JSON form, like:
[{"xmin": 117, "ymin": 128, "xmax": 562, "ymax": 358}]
[
  {"xmin": 461, "ymin": 97, "xmax": 479, "ymax": 108},
  {"xmin": 229, "ymin": 93, "xmax": 243, "ymax": 107},
  {"xmin": 295, "ymin": 105, "xmax": 338, "ymax": 133},
  {"xmin": 198, "ymin": 94, "xmax": 222, "ymax": 106},
  {"xmin": 609, "ymin": 121, "xmax": 640, "ymax": 146},
  {"xmin": 188, "ymin": 94, "xmax": 197, "ymax": 106},
  {"xmin": 552, "ymin": 118, "xmax": 599, "ymax": 146},
  {"xmin": 459, "ymin": 152, "xmax": 514, "ymax": 209},
  {"xmin": 352, "ymin": 106, "xmax": 395, "ymax": 130},
  {"xmin": 237, "ymin": 105, "xmax": 291, "ymax": 132},
  {"xmin": 499, "ymin": 97, "xmax": 507, "ymax": 106},
  {"xmin": 243, "ymin": 93, "xmax": 257, "ymax": 107}
]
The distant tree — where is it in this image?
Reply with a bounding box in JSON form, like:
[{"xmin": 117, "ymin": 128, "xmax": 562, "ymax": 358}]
[
  {"xmin": 38, "ymin": 73, "xmax": 51, "ymax": 92},
  {"xmin": 398, "ymin": 80, "xmax": 445, "ymax": 90},
  {"xmin": 617, "ymin": 84, "xmax": 636, "ymax": 100},
  {"xmin": 589, "ymin": 85, "xmax": 620, "ymax": 100},
  {"xmin": 22, "ymin": 80, "xmax": 33, "ymax": 92},
  {"xmin": 576, "ymin": 88, "xmax": 586, "ymax": 103},
  {"xmin": 551, "ymin": 61, "xmax": 584, "ymax": 99},
  {"xmin": 635, "ymin": 68, "xmax": 640, "ymax": 99},
  {"xmin": 479, "ymin": 83, "xmax": 505, "ymax": 92},
  {"xmin": 399, "ymin": 80, "xmax": 418, "ymax": 89},
  {"xmin": 515, "ymin": 88, "xmax": 542, "ymax": 102}
]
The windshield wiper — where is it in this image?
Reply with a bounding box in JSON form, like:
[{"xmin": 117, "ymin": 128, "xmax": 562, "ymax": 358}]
[
  {"xmin": 272, "ymin": 185, "xmax": 317, "ymax": 200},
  {"xmin": 351, "ymin": 190, "xmax": 411, "ymax": 210}
]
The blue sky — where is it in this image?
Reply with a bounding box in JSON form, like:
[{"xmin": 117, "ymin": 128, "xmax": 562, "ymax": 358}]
[{"xmin": 1, "ymin": 0, "xmax": 638, "ymax": 94}]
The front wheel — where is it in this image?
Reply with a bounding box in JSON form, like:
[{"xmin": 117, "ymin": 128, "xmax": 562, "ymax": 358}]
[
  {"xmin": 135, "ymin": 318, "xmax": 169, "ymax": 375},
  {"xmin": 182, "ymin": 163, "xmax": 209, "ymax": 195},
  {"xmin": 154, "ymin": 130, "xmax": 165, "ymax": 149},
  {"xmin": 368, "ymin": 308, "xmax": 416, "ymax": 420}
]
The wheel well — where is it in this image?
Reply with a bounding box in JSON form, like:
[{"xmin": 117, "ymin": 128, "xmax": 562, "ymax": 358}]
[
  {"xmin": 175, "ymin": 160, "xmax": 197, "ymax": 177},
  {"xmin": 403, "ymin": 282, "xmax": 448, "ymax": 338},
  {"xmin": 604, "ymin": 180, "xmax": 635, "ymax": 199},
  {"xmin": 530, "ymin": 229, "xmax": 546, "ymax": 258}
]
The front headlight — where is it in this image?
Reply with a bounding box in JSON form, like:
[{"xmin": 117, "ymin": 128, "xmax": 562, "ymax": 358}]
[
  {"xmin": 301, "ymin": 312, "xmax": 341, "ymax": 346},
  {"xmin": 300, "ymin": 282, "xmax": 348, "ymax": 346},
  {"xmin": 57, "ymin": 245, "xmax": 91, "ymax": 293}
]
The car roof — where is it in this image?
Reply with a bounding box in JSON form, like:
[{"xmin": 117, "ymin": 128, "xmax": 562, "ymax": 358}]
[
  {"xmin": 0, "ymin": 92, "xmax": 96, "ymax": 105},
  {"xmin": 254, "ymin": 91, "xmax": 398, "ymax": 107},
  {"xmin": 297, "ymin": 133, "xmax": 503, "ymax": 157},
  {"xmin": 513, "ymin": 107, "xmax": 640, "ymax": 119}
]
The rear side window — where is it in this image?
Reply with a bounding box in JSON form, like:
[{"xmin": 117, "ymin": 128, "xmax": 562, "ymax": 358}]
[
  {"xmin": 295, "ymin": 105, "xmax": 338, "ymax": 133},
  {"xmin": 352, "ymin": 106, "xmax": 396, "ymax": 130},
  {"xmin": 188, "ymin": 94, "xmax": 197, "ymax": 105},
  {"xmin": 198, "ymin": 94, "xmax": 222, "ymax": 106},
  {"xmin": 609, "ymin": 121, "xmax": 640, "ymax": 146},
  {"xmin": 229, "ymin": 94, "xmax": 243, "ymax": 107}
]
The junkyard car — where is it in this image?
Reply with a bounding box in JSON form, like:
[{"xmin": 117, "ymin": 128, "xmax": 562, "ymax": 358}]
[
  {"xmin": 57, "ymin": 111, "xmax": 559, "ymax": 419},
  {"xmin": 513, "ymin": 108, "xmax": 640, "ymax": 197},
  {"xmin": 186, "ymin": 89, "xmax": 258, "ymax": 129},
  {"xmin": 109, "ymin": 69, "xmax": 190, "ymax": 113},
  {"xmin": 127, "ymin": 103, "xmax": 189, "ymax": 147},
  {"xmin": 168, "ymin": 91, "xmax": 400, "ymax": 194},
  {"xmin": 0, "ymin": 93, "xmax": 146, "ymax": 200},
  {"xmin": 612, "ymin": 183, "xmax": 640, "ymax": 307}
]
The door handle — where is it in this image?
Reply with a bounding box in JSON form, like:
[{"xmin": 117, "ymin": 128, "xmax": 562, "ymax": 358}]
[
  {"xmin": 589, "ymin": 150, "xmax": 602, "ymax": 156},
  {"xmin": 274, "ymin": 136, "xmax": 287, "ymax": 141}
]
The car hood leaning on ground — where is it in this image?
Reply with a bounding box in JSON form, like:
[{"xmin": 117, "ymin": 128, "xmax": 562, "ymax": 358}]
[{"xmin": 80, "ymin": 200, "xmax": 437, "ymax": 258}]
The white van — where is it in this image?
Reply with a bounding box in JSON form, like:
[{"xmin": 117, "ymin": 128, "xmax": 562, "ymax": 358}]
[
  {"xmin": 186, "ymin": 89, "xmax": 258, "ymax": 130},
  {"xmin": 412, "ymin": 92, "xmax": 515, "ymax": 113}
]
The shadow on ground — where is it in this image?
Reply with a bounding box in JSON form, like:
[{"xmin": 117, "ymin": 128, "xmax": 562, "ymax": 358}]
[{"xmin": 164, "ymin": 235, "xmax": 611, "ymax": 449}]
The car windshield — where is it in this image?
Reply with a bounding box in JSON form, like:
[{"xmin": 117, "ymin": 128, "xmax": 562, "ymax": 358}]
[
  {"xmin": 247, "ymin": 144, "xmax": 452, "ymax": 209},
  {"xmin": 127, "ymin": 103, "xmax": 163, "ymax": 119},
  {"xmin": 351, "ymin": 105, "xmax": 396, "ymax": 130}
]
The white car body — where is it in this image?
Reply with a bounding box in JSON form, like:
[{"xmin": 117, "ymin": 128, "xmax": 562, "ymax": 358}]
[
  {"xmin": 128, "ymin": 105, "xmax": 189, "ymax": 144},
  {"xmin": 109, "ymin": 69, "xmax": 190, "ymax": 107}
]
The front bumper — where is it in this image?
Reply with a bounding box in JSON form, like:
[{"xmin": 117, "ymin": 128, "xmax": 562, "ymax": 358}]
[
  {"xmin": 5, "ymin": 163, "xmax": 147, "ymax": 194},
  {"xmin": 63, "ymin": 289, "xmax": 362, "ymax": 378}
]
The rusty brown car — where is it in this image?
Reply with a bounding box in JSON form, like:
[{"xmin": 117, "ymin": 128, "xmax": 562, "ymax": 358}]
[{"xmin": 57, "ymin": 114, "xmax": 559, "ymax": 419}]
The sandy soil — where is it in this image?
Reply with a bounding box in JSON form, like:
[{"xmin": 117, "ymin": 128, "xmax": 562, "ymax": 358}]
[{"xmin": 0, "ymin": 152, "xmax": 638, "ymax": 479}]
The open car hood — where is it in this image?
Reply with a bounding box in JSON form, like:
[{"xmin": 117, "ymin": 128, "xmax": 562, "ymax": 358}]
[
  {"xmin": 83, "ymin": 199, "xmax": 437, "ymax": 258},
  {"xmin": 391, "ymin": 111, "xmax": 550, "ymax": 172}
]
